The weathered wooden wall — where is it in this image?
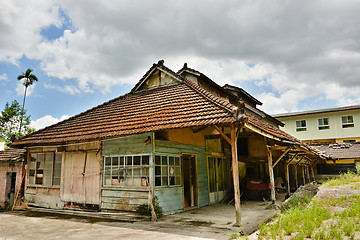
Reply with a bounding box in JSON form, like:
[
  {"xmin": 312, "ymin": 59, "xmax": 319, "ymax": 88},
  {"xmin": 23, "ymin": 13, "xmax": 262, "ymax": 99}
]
[
  {"xmin": 61, "ymin": 150, "xmax": 101, "ymax": 204},
  {"xmin": 101, "ymin": 133, "xmax": 153, "ymax": 212},
  {"xmin": 155, "ymin": 187, "xmax": 183, "ymax": 214}
]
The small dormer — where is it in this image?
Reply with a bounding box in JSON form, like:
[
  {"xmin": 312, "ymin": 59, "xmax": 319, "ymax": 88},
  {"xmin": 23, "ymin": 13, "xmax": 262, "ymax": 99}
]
[{"xmin": 131, "ymin": 60, "xmax": 183, "ymax": 92}]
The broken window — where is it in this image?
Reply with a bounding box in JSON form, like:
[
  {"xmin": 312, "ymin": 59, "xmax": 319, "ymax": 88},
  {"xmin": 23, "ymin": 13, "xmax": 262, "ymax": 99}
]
[
  {"xmin": 341, "ymin": 115, "xmax": 354, "ymax": 128},
  {"xmin": 296, "ymin": 120, "xmax": 307, "ymax": 132},
  {"xmin": 155, "ymin": 154, "xmax": 181, "ymax": 187},
  {"xmin": 28, "ymin": 152, "xmax": 62, "ymax": 186},
  {"xmin": 103, "ymin": 155, "xmax": 150, "ymax": 187},
  {"xmin": 318, "ymin": 118, "xmax": 330, "ymax": 130}
]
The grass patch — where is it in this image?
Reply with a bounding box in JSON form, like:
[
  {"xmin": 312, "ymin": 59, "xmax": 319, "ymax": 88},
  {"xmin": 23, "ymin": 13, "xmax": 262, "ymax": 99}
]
[
  {"xmin": 323, "ymin": 171, "xmax": 360, "ymax": 186},
  {"xmin": 237, "ymin": 174, "xmax": 360, "ymax": 240}
]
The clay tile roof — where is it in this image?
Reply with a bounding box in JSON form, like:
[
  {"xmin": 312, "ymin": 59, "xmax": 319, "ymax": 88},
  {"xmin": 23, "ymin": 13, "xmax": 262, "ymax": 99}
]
[
  {"xmin": 11, "ymin": 62, "xmax": 312, "ymax": 151},
  {"xmin": 0, "ymin": 148, "xmax": 26, "ymax": 162},
  {"xmin": 12, "ymin": 80, "xmax": 236, "ymax": 147}
]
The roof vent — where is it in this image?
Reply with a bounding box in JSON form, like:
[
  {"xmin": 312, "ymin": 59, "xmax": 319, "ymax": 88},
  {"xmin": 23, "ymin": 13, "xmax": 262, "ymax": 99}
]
[{"xmin": 183, "ymin": 63, "xmax": 188, "ymax": 68}]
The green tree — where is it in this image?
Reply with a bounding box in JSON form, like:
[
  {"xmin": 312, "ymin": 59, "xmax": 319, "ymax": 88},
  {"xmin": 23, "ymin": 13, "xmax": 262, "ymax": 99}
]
[
  {"xmin": 0, "ymin": 100, "xmax": 34, "ymax": 146},
  {"xmin": 17, "ymin": 68, "xmax": 38, "ymax": 133}
]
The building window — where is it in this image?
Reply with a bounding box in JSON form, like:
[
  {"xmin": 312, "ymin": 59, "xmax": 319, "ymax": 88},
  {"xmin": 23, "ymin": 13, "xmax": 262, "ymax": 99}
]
[
  {"xmin": 296, "ymin": 120, "xmax": 307, "ymax": 132},
  {"xmin": 103, "ymin": 155, "xmax": 150, "ymax": 187},
  {"xmin": 318, "ymin": 118, "xmax": 330, "ymax": 130},
  {"xmin": 341, "ymin": 116, "xmax": 354, "ymax": 128},
  {"xmin": 155, "ymin": 155, "xmax": 181, "ymax": 187},
  {"xmin": 28, "ymin": 152, "xmax": 62, "ymax": 186}
]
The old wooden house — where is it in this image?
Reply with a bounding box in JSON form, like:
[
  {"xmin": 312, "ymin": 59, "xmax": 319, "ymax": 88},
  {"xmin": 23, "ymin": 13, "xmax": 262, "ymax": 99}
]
[{"xmin": 11, "ymin": 60, "xmax": 323, "ymax": 223}]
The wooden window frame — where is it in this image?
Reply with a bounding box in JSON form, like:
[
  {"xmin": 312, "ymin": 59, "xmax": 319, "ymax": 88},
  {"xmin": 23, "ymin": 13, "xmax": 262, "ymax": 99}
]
[
  {"xmin": 154, "ymin": 154, "xmax": 181, "ymax": 188},
  {"xmin": 103, "ymin": 154, "xmax": 150, "ymax": 187},
  {"xmin": 28, "ymin": 152, "xmax": 62, "ymax": 186}
]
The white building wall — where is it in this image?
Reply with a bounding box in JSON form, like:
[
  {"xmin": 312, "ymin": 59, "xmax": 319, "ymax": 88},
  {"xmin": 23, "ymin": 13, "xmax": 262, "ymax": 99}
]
[{"xmin": 278, "ymin": 109, "xmax": 360, "ymax": 141}]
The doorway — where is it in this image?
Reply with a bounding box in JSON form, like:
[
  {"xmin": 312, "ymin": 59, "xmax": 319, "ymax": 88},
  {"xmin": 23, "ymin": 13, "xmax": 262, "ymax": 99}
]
[
  {"xmin": 6, "ymin": 172, "xmax": 16, "ymax": 209},
  {"xmin": 182, "ymin": 154, "xmax": 198, "ymax": 208},
  {"xmin": 208, "ymin": 157, "xmax": 230, "ymax": 204}
]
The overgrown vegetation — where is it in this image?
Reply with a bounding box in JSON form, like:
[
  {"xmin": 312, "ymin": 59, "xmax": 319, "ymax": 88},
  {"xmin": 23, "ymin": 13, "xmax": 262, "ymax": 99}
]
[{"xmin": 238, "ymin": 172, "xmax": 360, "ymax": 239}]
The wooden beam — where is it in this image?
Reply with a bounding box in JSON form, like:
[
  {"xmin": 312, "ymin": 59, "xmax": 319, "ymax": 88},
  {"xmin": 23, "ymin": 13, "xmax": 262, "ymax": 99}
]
[
  {"xmin": 273, "ymin": 146, "xmax": 292, "ymax": 168},
  {"xmin": 302, "ymin": 166, "xmax": 306, "ymax": 185},
  {"xmin": 286, "ymin": 153, "xmax": 299, "ymax": 165},
  {"xmin": 285, "ymin": 164, "xmax": 290, "ymax": 195},
  {"xmin": 231, "ymin": 123, "xmax": 241, "ymax": 226},
  {"xmin": 265, "ymin": 138, "xmax": 276, "ymax": 204},
  {"xmin": 213, "ymin": 125, "xmax": 231, "ymax": 145},
  {"xmin": 306, "ymin": 166, "xmax": 311, "ymax": 183},
  {"xmin": 294, "ymin": 165, "xmax": 298, "ymax": 189}
]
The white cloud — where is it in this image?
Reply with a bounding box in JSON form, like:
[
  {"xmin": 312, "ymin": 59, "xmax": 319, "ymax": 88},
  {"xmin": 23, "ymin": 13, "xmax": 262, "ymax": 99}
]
[
  {"xmin": 0, "ymin": 73, "xmax": 8, "ymax": 81},
  {"xmin": 30, "ymin": 114, "xmax": 71, "ymax": 130},
  {"xmin": 0, "ymin": 0, "xmax": 61, "ymax": 64},
  {"xmin": 16, "ymin": 82, "xmax": 35, "ymax": 97},
  {"xmin": 2, "ymin": 0, "xmax": 360, "ymax": 113}
]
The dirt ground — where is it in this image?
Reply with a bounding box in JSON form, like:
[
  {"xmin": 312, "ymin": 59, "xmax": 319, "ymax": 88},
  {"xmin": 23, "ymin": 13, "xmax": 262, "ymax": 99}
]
[{"xmin": 0, "ymin": 198, "xmax": 283, "ymax": 240}]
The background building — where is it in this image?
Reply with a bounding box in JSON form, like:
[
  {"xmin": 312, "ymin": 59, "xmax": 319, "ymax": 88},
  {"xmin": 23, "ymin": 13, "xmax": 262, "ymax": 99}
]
[{"xmin": 274, "ymin": 105, "xmax": 360, "ymax": 173}]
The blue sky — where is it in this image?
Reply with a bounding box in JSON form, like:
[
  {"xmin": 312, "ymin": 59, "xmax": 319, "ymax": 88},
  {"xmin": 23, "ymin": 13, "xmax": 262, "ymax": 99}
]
[{"xmin": 1, "ymin": 0, "xmax": 360, "ymax": 130}]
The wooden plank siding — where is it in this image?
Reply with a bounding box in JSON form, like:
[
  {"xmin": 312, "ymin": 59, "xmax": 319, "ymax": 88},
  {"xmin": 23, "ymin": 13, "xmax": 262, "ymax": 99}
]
[
  {"xmin": 101, "ymin": 188, "xmax": 148, "ymax": 212},
  {"xmin": 102, "ymin": 133, "xmax": 153, "ymax": 156},
  {"xmin": 101, "ymin": 133, "xmax": 154, "ymax": 212},
  {"xmin": 155, "ymin": 187, "xmax": 183, "ymax": 214}
]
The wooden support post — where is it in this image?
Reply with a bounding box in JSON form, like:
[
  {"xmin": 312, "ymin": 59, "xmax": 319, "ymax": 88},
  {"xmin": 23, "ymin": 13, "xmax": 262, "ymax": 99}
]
[
  {"xmin": 311, "ymin": 165, "xmax": 315, "ymax": 181},
  {"xmin": 306, "ymin": 166, "xmax": 311, "ymax": 183},
  {"xmin": 302, "ymin": 166, "xmax": 306, "ymax": 185},
  {"xmin": 285, "ymin": 164, "xmax": 290, "ymax": 195},
  {"xmin": 294, "ymin": 165, "xmax": 298, "ymax": 189},
  {"xmin": 231, "ymin": 123, "xmax": 241, "ymax": 226},
  {"xmin": 265, "ymin": 141, "xmax": 276, "ymax": 204}
]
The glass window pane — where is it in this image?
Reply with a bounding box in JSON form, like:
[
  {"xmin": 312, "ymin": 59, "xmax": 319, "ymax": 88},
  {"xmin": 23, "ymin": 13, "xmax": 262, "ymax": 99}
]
[
  {"xmin": 133, "ymin": 156, "xmax": 140, "ymax": 165},
  {"xmin": 155, "ymin": 155, "xmax": 161, "ymax": 165},
  {"xmin": 105, "ymin": 157, "xmax": 111, "ymax": 166},
  {"xmin": 119, "ymin": 156, "xmax": 124, "ymax": 166},
  {"xmin": 142, "ymin": 156, "xmax": 149, "ymax": 165},
  {"xmin": 126, "ymin": 156, "xmax": 132, "ymax": 166},
  {"xmin": 155, "ymin": 166, "xmax": 161, "ymax": 175},
  {"xmin": 112, "ymin": 157, "xmax": 119, "ymax": 166}
]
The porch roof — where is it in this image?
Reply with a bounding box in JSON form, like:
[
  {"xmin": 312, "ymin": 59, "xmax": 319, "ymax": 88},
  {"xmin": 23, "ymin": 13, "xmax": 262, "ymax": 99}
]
[{"xmin": 0, "ymin": 148, "xmax": 26, "ymax": 162}]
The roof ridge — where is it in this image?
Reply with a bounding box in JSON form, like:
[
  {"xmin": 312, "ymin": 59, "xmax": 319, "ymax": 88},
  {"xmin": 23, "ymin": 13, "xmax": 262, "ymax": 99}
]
[
  {"xmin": 131, "ymin": 60, "xmax": 185, "ymax": 93},
  {"xmin": 183, "ymin": 78, "xmax": 236, "ymax": 117}
]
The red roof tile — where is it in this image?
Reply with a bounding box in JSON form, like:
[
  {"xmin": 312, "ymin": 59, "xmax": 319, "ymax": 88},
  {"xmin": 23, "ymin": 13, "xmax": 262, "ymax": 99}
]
[{"xmin": 0, "ymin": 148, "xmax": 26, "ymax": 162}]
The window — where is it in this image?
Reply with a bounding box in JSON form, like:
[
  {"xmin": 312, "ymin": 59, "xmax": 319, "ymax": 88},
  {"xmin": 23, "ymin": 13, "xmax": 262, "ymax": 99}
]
[
  {"xmin": 28, "ymin": 152, "xmax": 62, "ymax": 186},
  {"xmin": 155, "ymin": 155, "xmax": 181, "ymax": 187},
  {"xmin": 341, "ymin": 116, "xmax": 354, "ymax": 128},
  {"xmin": 296, "ymin": 120, "xmax": 307, "ymax": 132},
  {"xmin": 103, "ymin": 155, "xmax": 149, "ymax": 187},
  {"xmin": 318, "ymin": 118, "xmax": 330, "ymax": 130}
]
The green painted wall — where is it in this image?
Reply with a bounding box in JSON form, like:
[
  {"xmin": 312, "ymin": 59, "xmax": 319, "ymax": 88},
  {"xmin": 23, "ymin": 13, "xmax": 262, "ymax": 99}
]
[
  {"xmin": 155, "ymin": 187, "xmax": 183, "ymax": 214},
  {"xmin": 102, "ymin": 132, "xmax": 153, "ymax": 155},
  {"xmin": 155, "ymin": 140, "xmax": 209, "ymax": 207}
]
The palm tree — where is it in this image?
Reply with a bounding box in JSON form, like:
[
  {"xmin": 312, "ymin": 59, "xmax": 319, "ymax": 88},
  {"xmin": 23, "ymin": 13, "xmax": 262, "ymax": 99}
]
[{"xmin": 17, "ymin": 68, "xmax": 38, "ymax": 134}]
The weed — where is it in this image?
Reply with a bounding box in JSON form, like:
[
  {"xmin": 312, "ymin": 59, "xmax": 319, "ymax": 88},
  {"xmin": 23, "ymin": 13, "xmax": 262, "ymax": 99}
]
[
  {"xmin": 313, "ymin": 229, "xmax": 326, "ymax": 239},
  {"xmin": 229, "ymin": 230, "xmax": 244, "ymax": 239},
  {"xmin": 327, "ymin": 229, "xmax": 343, "ymax": 240},
  {"xmin": 342, "ymin": 222, "xmax": 355, "ymax": 238}
]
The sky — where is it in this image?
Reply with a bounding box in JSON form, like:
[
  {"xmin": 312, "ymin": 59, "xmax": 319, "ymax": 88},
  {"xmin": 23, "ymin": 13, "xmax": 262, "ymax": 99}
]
[{"xmin": 1, "ymin": 0, "xmax": 360, "ymax": 131}]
